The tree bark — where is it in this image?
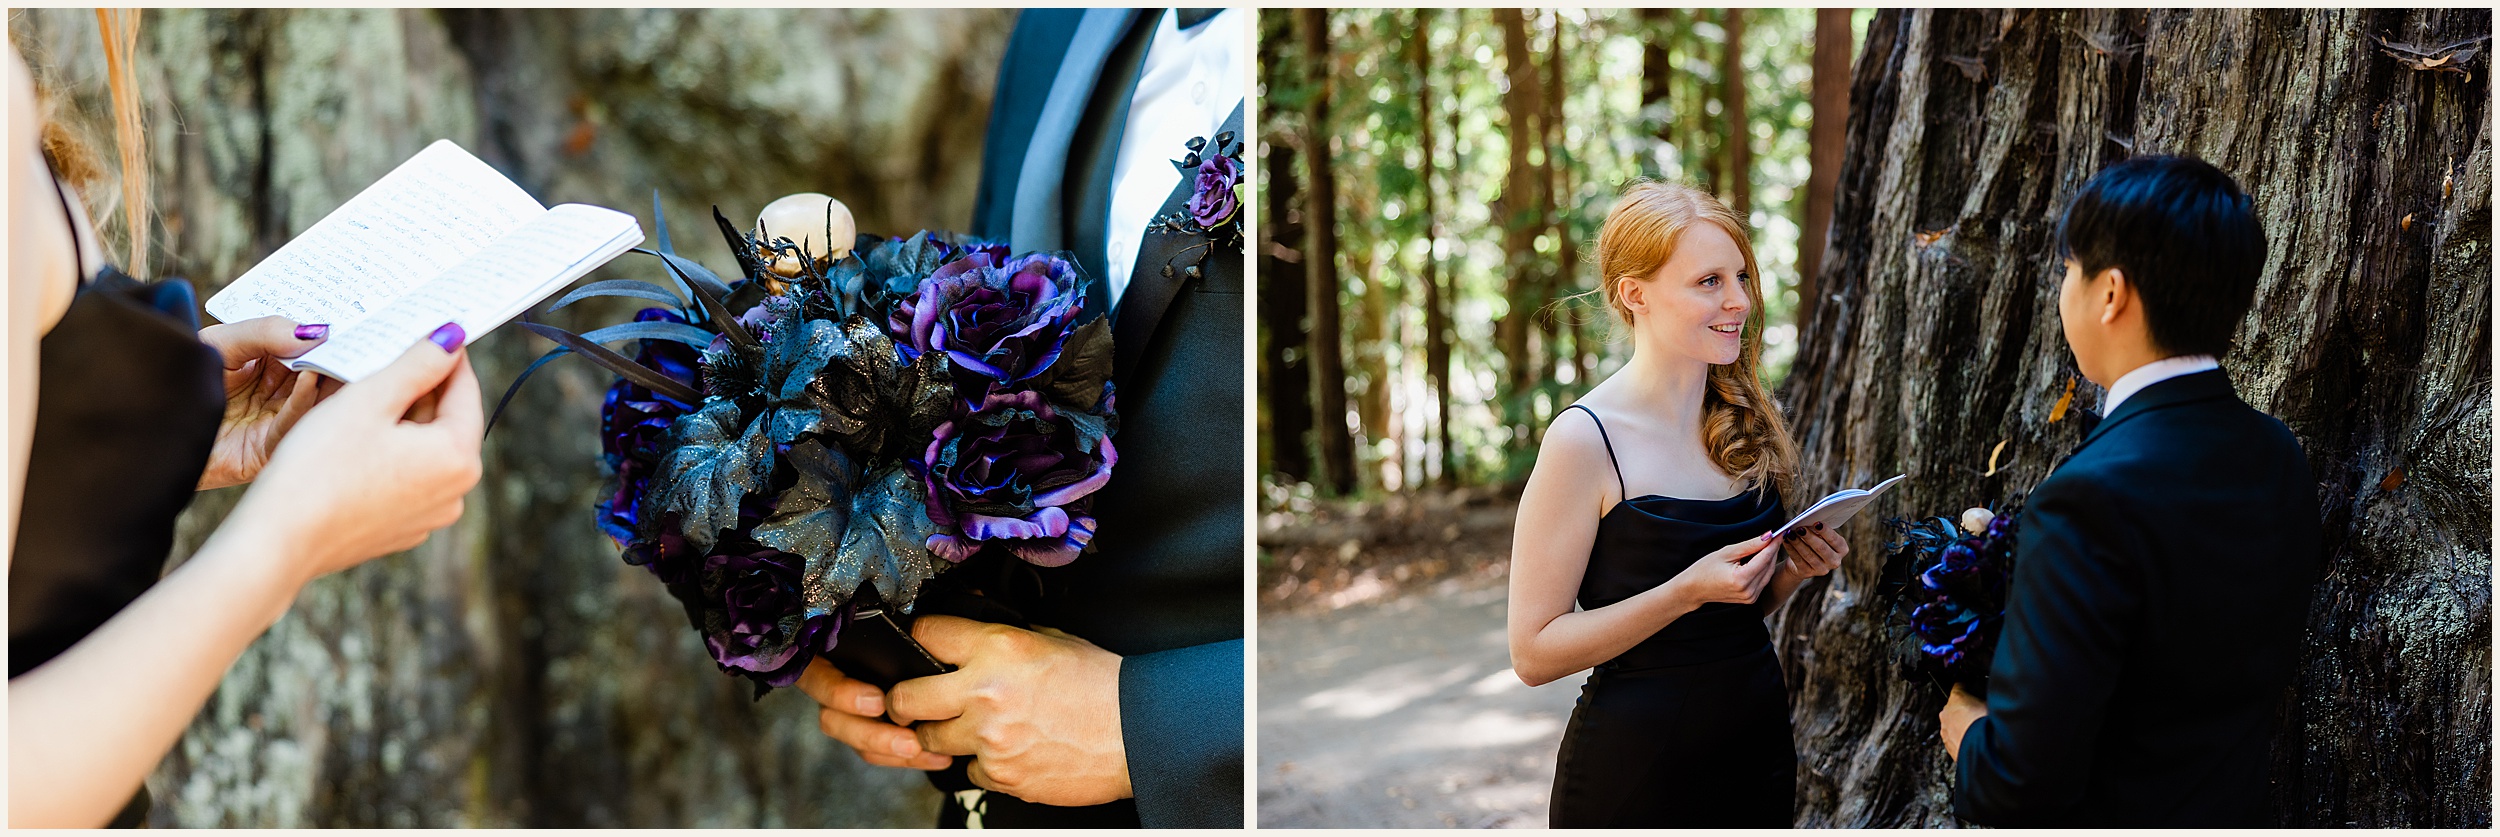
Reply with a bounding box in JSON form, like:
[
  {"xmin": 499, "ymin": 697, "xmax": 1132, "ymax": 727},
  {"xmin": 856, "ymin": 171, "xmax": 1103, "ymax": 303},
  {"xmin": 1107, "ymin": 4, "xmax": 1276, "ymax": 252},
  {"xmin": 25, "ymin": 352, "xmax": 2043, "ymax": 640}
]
[
  {"xmin": 1798, "ymin": 8, "xmax": 1853, "ymax": 331},
  {"xmin": 1413, "ymin": 9, "xmax": 1454, "ymax": 489},
  {"xmin": 1640, "ymin": 9, "xmax": 1674, "ymax": 154},
  {"xmin": 1771, "ymin": 8, "xmax": 2491, "ymax": 827},
  {"xmin": 1493, "ymin": 9, "xmax": 1544, "ymax": 445},
  {"xmin": 12, "ymin": 7, "xmax": 1014, "ymax": 826},
  {"xmin": 1719, "ymin": 8, "xmax": 1751, "ymax": 221},
  {"xmin": 1257, "ymin": 129, "xmax": 1312, "ymax": 483},
  {"xmin": 1297, "ymin": 8, "xmax": 1355, "ymax": 496},
  {"xmin": 1545, "ymin": 20, "xmax": 1587, "ymax": 395}
]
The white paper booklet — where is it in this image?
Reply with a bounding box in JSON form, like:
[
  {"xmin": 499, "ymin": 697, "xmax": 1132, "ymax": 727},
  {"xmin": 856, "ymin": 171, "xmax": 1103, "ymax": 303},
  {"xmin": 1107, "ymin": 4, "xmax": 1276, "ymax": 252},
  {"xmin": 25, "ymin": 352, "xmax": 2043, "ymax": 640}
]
[
  {"xmin": 1767, "ymin": 473, "xmax": 1908, "ymax": 541},
  {"xmin": 206, "ymin": 139, "xmax": 643, "ymax": 381}
]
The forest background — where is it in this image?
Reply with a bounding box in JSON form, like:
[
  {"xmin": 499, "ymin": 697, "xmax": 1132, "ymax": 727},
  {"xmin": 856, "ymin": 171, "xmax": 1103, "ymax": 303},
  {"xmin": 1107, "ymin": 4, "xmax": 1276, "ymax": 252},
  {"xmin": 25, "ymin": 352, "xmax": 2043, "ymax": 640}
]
[{"xmin": 1256, "ymin": 7, "xmax": 2489, "ymax": 828}]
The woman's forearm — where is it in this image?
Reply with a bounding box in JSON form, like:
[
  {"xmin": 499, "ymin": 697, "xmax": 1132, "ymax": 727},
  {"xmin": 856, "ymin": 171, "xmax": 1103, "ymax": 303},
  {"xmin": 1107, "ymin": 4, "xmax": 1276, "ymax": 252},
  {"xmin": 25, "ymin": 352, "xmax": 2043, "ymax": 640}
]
[
  {"xmin": 7, "ymin": 518, "xmax": 304, "ymax": 827},
  {"xmin": 1514, "ymin": 579, "xmax": 1703, "ymax": 686}
]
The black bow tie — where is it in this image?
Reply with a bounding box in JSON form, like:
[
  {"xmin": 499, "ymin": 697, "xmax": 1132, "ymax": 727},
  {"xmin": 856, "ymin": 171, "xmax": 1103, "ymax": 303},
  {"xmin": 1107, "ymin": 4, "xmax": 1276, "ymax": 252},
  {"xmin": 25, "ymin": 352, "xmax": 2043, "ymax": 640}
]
[{"xmin": 1174, "ymin": 8, "xmax": 1219, "ymax": 29}]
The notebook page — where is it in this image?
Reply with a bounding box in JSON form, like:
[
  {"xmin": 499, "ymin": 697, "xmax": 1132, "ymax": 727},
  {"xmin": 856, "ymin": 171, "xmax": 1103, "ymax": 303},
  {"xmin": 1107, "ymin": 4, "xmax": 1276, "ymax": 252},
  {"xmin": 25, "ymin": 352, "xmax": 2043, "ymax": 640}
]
[
  {"xmin": 289, "ymin": 203, "xmax": 642, "ymax": 381},
  {"xmin": 205, "ymin": 140, "xmax": 544, "ymax": 328}
]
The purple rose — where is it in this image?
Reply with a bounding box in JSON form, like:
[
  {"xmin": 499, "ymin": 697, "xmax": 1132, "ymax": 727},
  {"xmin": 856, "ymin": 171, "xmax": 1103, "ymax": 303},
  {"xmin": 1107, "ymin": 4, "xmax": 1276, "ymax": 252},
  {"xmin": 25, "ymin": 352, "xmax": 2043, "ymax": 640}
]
[
  {"xmin": 597, "ymin": 308, "xmax": 703, "ymax": 548},
  {"xmin": 888, "ymin": 253, "xmax": 1085, "ymax": 387},
  {"xmin": 700, "ymin": 544, "xmax": 844, "ymax": 687},
  {"xmin": 920, "ymin": 390, "xmax": 1117, "ymax": 567},
  {"xmin": 1187, "ymin": 152, "xmax": 1241, "ymax": 228}
]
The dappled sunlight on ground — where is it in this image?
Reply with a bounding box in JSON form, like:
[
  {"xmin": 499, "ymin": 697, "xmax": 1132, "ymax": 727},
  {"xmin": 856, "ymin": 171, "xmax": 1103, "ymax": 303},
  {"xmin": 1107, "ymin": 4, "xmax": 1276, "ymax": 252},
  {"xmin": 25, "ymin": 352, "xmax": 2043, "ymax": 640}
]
[{"xmin": 1259, "ymin": 577, "xmax": 1587, "ymax": 828}]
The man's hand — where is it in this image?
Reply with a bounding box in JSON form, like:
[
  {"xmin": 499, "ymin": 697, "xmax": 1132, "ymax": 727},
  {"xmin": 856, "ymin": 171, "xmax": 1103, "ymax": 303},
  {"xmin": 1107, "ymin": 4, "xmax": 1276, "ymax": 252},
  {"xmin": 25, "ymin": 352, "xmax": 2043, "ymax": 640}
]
[
  {"xmin": 795, "ymin": 659, "xmax": 953, "ymax": 771},
  {"xmin": 1939, "ymin": 683, "xmax": 1989, "ymax": 762},
  {"xmin": 889, "ymin": 615, "xmax": 1131, "ymax": 807}
]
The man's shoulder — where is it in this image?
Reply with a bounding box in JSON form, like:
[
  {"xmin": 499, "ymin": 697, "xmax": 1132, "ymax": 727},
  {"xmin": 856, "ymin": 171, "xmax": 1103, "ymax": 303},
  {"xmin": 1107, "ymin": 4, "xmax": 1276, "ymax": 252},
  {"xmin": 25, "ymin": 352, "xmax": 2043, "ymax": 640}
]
[{"xmin": 2070, "ymin": 393, "xmax": 2304, "ymax": 477}]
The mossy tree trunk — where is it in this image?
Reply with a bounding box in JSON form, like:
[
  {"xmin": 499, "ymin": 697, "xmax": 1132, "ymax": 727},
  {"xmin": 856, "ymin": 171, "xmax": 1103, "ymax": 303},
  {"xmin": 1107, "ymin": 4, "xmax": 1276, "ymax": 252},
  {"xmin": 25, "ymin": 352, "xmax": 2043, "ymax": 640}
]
[
  {"xmin": 10, "ymin": 8, "xmax": 1013, "ymax": 826},
  {"xmin": 1770, "ymin": 8, "xmax": 2490, "ymax": 828}
]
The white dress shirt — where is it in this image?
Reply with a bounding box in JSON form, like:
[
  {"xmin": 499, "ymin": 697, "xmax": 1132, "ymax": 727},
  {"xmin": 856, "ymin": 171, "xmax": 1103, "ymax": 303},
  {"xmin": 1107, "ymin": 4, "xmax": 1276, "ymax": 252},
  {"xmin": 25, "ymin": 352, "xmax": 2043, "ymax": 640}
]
[
  {"xmin": 2102, "ymin": 354, "xmax": 2220, "ymax": 416},
  {"xmin": 1102, "ymin": 9, "xmax": 1246, "ymax": 307}
]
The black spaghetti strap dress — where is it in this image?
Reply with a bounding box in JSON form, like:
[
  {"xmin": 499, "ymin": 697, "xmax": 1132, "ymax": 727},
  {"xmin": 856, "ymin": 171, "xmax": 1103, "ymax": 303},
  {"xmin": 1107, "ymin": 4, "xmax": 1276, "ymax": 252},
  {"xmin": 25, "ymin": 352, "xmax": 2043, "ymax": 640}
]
[
  {"xmin": 1547, "ymin": 404, "xmax": 1796, "ymax": 827},
  {"xmin": 8, "ymin": 170, "xmax": 227, "ymax": 827}
]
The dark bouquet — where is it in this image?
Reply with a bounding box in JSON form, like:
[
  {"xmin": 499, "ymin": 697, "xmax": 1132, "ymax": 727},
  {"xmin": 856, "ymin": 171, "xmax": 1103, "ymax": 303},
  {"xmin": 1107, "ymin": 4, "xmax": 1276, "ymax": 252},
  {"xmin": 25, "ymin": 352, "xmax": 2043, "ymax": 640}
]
[
  {"xmin": 1876, "ymin": 499, "xmax": 2022, "ymax": 694},
  {"xmin": 501, "ymin": 193, "xmax": 1117, "ymax": 695}
]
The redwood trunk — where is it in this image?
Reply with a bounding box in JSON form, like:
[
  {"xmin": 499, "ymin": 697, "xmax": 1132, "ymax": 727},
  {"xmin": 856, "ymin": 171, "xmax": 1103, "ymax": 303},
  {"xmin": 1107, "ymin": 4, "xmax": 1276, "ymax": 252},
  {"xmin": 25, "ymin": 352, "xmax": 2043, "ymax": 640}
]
[
  {"xmin": 1258, "ymin": 10, "xmax": 1312, "ymax": 485},
  {"xmin": 1772, "ymin": 9, "xmax": 2490, "ymax": 827},
  {"xmin": 1494, "ymin": 9, "xmax": 1545, "ymax": 443},
  {"xmin": 1414, "ymin": 8, "xmax": 1454, "ymax": 488},
  {"xmin": 1298, "ymin": 7, "xmax": 1355, "ymax": 496},
  {"xmin": 1798, "ymin": 8, "xmax": 1852, "ymax": 329},
  {"xmin": 1719, "ymin": 8, "xmax": 1751, "ymax": 220}
]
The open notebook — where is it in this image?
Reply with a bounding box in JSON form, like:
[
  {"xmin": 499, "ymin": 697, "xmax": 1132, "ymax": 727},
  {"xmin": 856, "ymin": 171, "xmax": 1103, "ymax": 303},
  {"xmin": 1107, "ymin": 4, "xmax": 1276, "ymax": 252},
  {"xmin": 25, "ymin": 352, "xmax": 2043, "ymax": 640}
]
[
  {"xmin": 1766, "ymin": 473, "xmax": 1908, "ymax": 542},
  {"xmin": 206, "ymin": 140, "xmax": 642, "ymax": 381}
]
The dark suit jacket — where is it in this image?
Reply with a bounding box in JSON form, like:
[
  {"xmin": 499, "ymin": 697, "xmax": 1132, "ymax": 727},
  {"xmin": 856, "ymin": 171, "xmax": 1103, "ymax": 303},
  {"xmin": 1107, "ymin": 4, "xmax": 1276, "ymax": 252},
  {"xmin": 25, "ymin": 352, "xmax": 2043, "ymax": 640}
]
[
  {"xmin": 949, "ymin": 8, "xmax": 1244, "ymax": 829},
  {"xmin": 1954, "ymin": 369, "xmax": 2323, "ymax": 826}
]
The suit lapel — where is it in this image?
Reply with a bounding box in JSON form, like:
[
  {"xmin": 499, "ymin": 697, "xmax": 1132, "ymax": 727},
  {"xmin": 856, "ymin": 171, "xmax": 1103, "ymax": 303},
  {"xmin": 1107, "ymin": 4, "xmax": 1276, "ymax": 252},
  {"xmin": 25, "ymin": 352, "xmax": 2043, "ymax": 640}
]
[
  {"xmin": 1069, "ymin": 13, "xmax": 1163, "ymax": 310},
  {"xmin": 1010, "ymin": 8, "xmax": 1138, "ymax": 254},
  {"xmin": 1112, "ymin": 103, "xmax": 1244, "ymax": 382}
]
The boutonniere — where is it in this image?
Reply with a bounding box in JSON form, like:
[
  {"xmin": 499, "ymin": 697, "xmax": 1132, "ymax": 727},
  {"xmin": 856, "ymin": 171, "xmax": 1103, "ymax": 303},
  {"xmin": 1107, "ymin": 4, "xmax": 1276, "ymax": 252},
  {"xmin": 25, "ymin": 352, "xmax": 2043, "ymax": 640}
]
[{"xmin": 1147, "ymin": 131, "xmax": 1244, "ymax": 281}]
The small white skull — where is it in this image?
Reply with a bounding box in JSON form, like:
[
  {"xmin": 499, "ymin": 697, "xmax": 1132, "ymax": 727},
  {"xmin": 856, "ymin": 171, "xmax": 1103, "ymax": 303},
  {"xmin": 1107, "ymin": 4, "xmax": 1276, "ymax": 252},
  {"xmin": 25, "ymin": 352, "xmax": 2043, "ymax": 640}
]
[
  {"xmin": 1959, "ymin": 507, "xmax": 1996, "ymax": 536},
  {"xmin": 755, "ymin": 192, "xmax": 856, "ymax": 261}
]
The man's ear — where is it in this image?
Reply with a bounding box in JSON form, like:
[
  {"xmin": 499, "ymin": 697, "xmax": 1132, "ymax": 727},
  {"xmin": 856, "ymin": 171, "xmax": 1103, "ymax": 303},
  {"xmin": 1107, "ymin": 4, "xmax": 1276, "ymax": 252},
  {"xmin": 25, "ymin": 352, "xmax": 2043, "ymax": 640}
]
[{"xmin": 2097, "ymin": 267, "xmax": 2132, "ymax": 326}]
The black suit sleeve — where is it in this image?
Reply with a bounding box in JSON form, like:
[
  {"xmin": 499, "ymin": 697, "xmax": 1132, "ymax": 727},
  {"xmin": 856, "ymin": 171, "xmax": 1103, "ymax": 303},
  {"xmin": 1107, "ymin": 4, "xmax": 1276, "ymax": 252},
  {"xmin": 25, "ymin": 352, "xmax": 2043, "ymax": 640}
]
[
  {"xmin": 1119, "ymin": 639, "xmax": 1244, "ymax": 828},
  {"xmin": 1954, "ymin": 472, "xmax": 2144, "ymax": 825}
]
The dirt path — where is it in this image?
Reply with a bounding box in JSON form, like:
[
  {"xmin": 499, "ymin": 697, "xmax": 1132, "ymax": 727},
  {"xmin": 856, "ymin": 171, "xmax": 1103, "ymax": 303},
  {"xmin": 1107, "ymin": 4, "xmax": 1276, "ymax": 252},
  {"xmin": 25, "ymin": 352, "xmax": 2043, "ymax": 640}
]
[{"xmin": 1256, "ymin": 573, "xmax": 1589, "ymax": 828}]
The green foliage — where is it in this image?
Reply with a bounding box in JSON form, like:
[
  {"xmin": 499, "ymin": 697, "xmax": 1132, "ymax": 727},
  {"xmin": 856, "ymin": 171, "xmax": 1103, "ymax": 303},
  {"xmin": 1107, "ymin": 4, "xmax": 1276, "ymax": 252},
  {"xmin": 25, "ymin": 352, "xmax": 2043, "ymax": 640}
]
[{"xmin": 1260, "ymin": 9, "xmax": 1862, "ymax": 496}]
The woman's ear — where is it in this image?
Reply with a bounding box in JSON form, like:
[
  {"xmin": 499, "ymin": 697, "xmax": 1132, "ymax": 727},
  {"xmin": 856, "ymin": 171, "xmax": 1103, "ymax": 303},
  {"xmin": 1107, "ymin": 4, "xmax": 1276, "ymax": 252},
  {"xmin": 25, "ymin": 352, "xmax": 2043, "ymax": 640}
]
[{"xmin": 1615, "ymin": 275, "xmax": 1646, "ymax": 316}]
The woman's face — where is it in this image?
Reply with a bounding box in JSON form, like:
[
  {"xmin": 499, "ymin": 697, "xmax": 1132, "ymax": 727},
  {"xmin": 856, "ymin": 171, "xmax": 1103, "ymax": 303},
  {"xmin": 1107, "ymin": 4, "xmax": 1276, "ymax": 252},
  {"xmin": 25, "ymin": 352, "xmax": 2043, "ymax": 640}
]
[{"xmin": 1623, "ymin": 221, "xmax": 1753, "ymax": 366}]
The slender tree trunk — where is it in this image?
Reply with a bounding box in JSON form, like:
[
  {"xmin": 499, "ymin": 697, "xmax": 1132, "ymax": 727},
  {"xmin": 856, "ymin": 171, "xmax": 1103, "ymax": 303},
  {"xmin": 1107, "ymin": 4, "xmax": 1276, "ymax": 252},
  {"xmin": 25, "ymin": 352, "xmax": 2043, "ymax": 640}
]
[
  {"xmin": 1798, "ymin": 7, "xmax": 1852, "ymax": 330},
  {"xmin": 1298, "ymin": 8, "xmax": 1355, "ymax": 496},
  {"xmin": 1258, "ymin": 146, "xmax": 1312, "ymax": 484},
  {"xmin": 1545, "ymin": 19, "xmax": 1587, "ymax": 394},
  {"xmin": 1640, "ymin": 9, "xmax": 1674, "ymax": 162},
  {"xmin": 1531, "ymin": 15, "xmax": 1563, "ymax": 407},
  {"xmin": 1719, "ymin": 8, "xmax": 1750, "ymax": 220},
  {"xmin": 1257, "ymin": 13, "xmax": 1312, "ymax": 485},
  {"xmin": 1698, "ymin": 11, "xmax": 1722, "ymax": 195},
  {"xmin": 1772, "ymin": 8, "xmax": 2491, "ymax": 827},
  {"xmin": 1494, "ymin": 8, "xmax": 1545, "ymax": 447},
  {"xmin": 1414, "ymin": 8, "xmax": 1455, "ymax": 488}
]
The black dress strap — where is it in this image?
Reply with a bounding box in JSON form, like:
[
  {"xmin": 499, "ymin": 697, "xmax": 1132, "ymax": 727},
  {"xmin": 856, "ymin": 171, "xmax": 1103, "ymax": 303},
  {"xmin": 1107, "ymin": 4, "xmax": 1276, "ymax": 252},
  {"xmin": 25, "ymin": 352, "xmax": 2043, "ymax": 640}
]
[
  {"xmin": 46, "ymin": 163, "xmax": 89, "ymax": 283},
  {"xmin": 1565, "ymin": 403, "xmax": 1628, "ymax": 500}
]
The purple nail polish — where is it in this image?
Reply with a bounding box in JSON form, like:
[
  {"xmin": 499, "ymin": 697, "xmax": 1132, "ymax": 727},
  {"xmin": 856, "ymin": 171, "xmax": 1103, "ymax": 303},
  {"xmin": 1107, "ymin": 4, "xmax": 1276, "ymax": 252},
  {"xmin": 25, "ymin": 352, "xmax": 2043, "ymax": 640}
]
[
  {"xmin": 429, "ymin": 322, "xmax": 465, "ymax": 353},
  {"xmin": 294, "ymin": 323, "xmax": 329, "ymax": 340},
  {"xmin": 1763, "ymin": 530, "xmax": 1777, "ymax": 542}
]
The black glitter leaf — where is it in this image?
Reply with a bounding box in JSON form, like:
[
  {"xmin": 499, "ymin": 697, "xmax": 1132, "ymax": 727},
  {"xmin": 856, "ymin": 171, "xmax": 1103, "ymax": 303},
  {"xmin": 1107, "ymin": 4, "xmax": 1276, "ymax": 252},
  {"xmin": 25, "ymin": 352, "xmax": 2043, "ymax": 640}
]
[
  {"xmin": 653, "ymin": 399, "xmax": 772, "ymax": 551},
  {"xmin": 814, "ymin": 464, "xmax": 945, "ymax": 613},
  {"xmin": 753, "ymin": 439, "xmax": 861, "ymax": 617}
]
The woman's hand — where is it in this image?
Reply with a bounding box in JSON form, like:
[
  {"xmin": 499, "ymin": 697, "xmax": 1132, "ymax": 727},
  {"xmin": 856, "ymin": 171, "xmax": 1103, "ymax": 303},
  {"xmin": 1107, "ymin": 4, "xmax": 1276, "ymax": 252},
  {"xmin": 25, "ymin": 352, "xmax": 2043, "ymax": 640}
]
[
  {"xmin": 219, "ymin": 323, "xmax": 483, "ymax": 587},
  {"xmin": 1669, "ymin": 533, "xmax": 1784, "ymax": 606},
  {"xmin": 196, "ymin": 316, "xmax": 329, "ymax": 491},
  {"xmin": 1775, "ymin": 522, "xmax": 1849, "ymax": 583}
]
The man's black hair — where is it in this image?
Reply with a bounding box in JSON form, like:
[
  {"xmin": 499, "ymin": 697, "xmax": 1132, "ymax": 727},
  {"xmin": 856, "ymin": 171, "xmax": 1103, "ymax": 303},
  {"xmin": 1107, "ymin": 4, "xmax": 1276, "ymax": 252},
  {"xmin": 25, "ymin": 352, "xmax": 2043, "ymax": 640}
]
[{"xmin": 2055, "ymin": 155, "xmax": 2267, "ymax": 358}]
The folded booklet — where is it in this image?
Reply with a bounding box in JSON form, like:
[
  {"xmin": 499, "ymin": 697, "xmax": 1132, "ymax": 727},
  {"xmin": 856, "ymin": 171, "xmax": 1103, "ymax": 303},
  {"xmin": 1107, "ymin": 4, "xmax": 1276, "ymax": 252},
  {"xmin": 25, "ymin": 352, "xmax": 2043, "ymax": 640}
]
[
  {"xmin": 206, "ymin": 139, "xmax": 643, "ymax": 381},
  {"xmin": 1766, "ymin": 473, "xmax": 1908, "ymax": 542}
]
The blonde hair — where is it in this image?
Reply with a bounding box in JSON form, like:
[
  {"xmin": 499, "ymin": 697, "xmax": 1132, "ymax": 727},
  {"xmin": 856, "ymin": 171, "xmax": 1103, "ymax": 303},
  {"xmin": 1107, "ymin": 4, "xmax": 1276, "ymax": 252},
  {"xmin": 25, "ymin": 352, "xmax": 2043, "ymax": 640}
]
[
  {"xmin": 95, "ymin": 9, "xmax": 149, "ymax": 279},
  {"xmin": 1589, "ymin": 180, "xmax": 1797, "ymax": 501}
]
